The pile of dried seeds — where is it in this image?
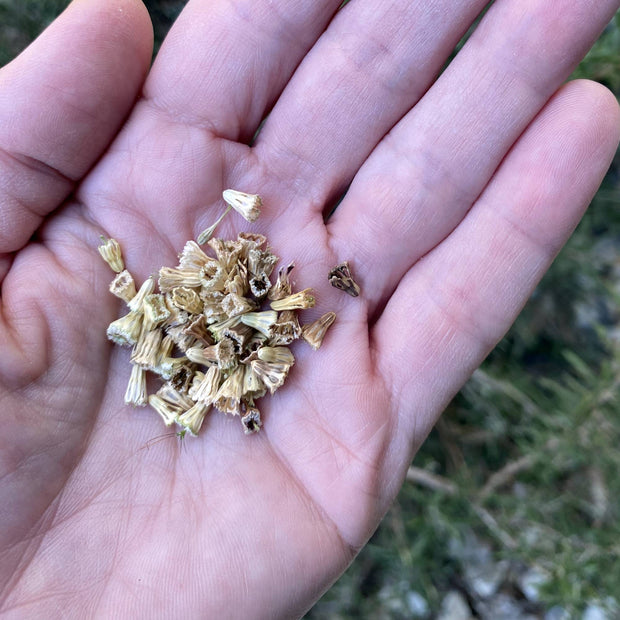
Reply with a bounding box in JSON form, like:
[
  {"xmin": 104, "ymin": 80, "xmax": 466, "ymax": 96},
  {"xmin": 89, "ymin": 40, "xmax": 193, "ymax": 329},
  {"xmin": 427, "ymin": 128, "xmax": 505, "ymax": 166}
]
[{"xmin": 99, "ymin": 190, "xmax": 336, "ymax": 437}]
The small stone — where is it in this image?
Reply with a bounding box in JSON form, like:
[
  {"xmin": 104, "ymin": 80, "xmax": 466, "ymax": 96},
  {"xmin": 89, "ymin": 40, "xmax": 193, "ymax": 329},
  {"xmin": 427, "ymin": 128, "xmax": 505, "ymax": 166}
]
[
  {"xmin": 545, "ymin": 606, "xmax": 571, "ymax": 620},
  {"xmin": 437, "ymin": 591, "xmax": 472, "ymax": 620},
  {"xmin": 518, "ymin": 567, "xmax": 549, "ymax": 602},
  {"xmin": 583, "ymin": 604, "xmax": 609, "ymax": 620},
  {"xmin": 406, "ymin": 591, "xmax": 429, "ymax": 617}
]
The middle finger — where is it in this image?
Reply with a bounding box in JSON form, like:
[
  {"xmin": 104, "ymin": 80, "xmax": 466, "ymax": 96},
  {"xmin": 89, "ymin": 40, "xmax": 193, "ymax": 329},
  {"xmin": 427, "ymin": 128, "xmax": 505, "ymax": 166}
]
[{"xmin": 253, "ymin": 0, "xmax": 490, "ymax": 209}]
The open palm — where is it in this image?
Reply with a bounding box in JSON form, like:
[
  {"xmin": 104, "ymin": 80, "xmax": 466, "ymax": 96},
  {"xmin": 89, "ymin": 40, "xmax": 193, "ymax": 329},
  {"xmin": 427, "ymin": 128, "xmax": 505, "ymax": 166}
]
[{"xmin": 1, "ymin": 0, "xmax": 619, "ymax": 617}]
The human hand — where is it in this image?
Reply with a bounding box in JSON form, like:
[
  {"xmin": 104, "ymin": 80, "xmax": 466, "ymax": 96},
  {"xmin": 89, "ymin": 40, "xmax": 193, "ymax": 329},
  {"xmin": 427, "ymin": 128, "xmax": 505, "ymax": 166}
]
[{"xmin": 1, "ymin": 0, "xmax": 618, "ymax": 617}]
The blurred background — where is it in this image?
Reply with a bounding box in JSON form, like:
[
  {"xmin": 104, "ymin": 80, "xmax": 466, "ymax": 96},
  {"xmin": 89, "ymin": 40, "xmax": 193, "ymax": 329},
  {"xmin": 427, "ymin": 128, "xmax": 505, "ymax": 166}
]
[{"xmin": 1, "ymin": 2, "xmax": 619, "ymax": 618}]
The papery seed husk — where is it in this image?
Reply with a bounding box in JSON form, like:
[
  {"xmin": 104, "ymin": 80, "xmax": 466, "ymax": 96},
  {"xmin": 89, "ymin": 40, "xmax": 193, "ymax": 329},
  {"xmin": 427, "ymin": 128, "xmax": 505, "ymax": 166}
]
[
  {"xmin": 200, "ymin": 262, "xmax": 227, "ymax": 292},
  {"xmin": 148, "ymin": 394, "xmax": 178, "ymax": 426},
  {"xmin": 242, "ymin": 364, "xmax": 264, "ymax": 394},
  {"xmin": 189, "ymin": 366, "xmax": 222, "ymax": 404},
  {"xmin": 125, "ymin": 363, "xmax": 147, "ymax": 406},
  {"xmin": 187, "ymin": 338, "xmax": 236, "ymax": 370},
  {"xmin": 164, "ymin": 294, "xmax": 190, "ymax": 327},
  {"xmin": 238, "ymin": 232, "xmax": 267, "ymax": 251},
  {"xmin": 222, "ymin": 323, "xmax": 254, "ymax": 354},
  {"xmin": 169, "ymin": 363, "xmax": 199, "ymax": 394},
  {"xmin": 248, "ymin": 248, "xmax": 278, "ymax": 279},
  {"xmin": 250, "ymin": 359, "xmax": 291, "ymax": 395},
  {"xmin": 107, "ymin": 310, "xmax": 144, "ymax": 347},
  {"xmin": 157, "ymin": 382, "xmax": 195, "ymax": 411},
  {"xmin": 98, "ymin": 237, "xmax": 124, "ymax": 273},
  {"xmin": 268, "ymin": 310, "xmax": 302, "ymax": 346},
  {"xmin": 270, "ymin": 288, "xmax": 315, "ymax": 311},
  {"xmin": 209, "ymin": 315, "xmax": 242, "ymax": 341},
  {"xmin": 301, "ymin": 312, "xmax": 337, "ymax": 350},
  {"xmin": 222, "ymin": 189, "xmax": 261, "ymax": 223},
  {"xmin": 171, "ymin": 286, "xmax": 203, "ymax": 314},
  {"xmin": 183, "ymin": 314, "xmax": 214, "ymax": 346},
  {"xmin": 157, "ymin": 356, "xmax": 190, "ymax": 381},
  {"xmin": 143, "ymin": 293, "xmax": 171, "ymax": 331},
  {"xmin": 109, "ymin": 270, "xmax": 137, "ymax": 303},
  {"xmin": 241, "ymin": 407, "xmax": 262, "ymax": 434},
  {"xmin": 257, "ymin": 346, "xmax": 295, "ymax": 365},
  {"xmin": 214, "ymin": 366, "xmax": 245, "ymax": 415},
  {"xmin": 128, "ymin": 277, "xmax": 155, "ymax": 312},
  {"xmin": 131, "ymin": 328, "xmax": 163, "ymax": 369},
  {"xmin": 328, "ymin": 261, "xmax": 360, "ymax": 297},
  {"xmin": 177, "ymin": 401, "xmax": 210, "ymax": 436},
  {"xmin": 208, "ymin": 237, "xmax": 242, "ymax": 272},
  {"xmin": 239, "ymin": 310, "xmax": 278, "ymax": 337},
  {"xmin": 249, "ymin": 273, "xmax": 270, "ymax": 299},
  {"xmin": 268, "ymin": 263, "xmax": 295, "ymax": 301},
  {"xmin": 225, "ymin": 262, "xmax": 249, "ymax": 296},
  {"xmin": 221, "ymin": 292, "xmax": 256, "ymax": 318},
  {"xmin": 158, "ymin": 267, "xmax": 202, "ymax": 292},
  {"xmin": 179, "ymin": 240, "xmax": 214, "ymax": 269}
]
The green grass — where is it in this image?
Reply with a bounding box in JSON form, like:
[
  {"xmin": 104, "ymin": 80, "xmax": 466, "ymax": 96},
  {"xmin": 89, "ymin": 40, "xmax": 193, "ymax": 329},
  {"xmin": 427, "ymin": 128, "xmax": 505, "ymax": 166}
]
[{"xmin": 2, "ymin": 2, "xmax": 620, "ymax": 617}]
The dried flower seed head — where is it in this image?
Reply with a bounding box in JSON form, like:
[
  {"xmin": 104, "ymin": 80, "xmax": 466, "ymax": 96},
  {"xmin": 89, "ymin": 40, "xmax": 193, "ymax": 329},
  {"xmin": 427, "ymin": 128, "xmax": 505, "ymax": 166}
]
[
  {"xmin": 158, "ymin": 267, "xmax": 202, "ymax": 292},
  {"xmin": 249, "ymin": 273, "xmax": 271, "ymax": 300},
  {"xmin": 143, "ymin": 293, "xmax": 171, "ymax": 331},
  {"xmin": 221, "ymin": 292, "xmax": 256, "ymax": 318},
  {"xmin": 148, "ymin": 394, "xmax": 178, "ymax": 426},
  {"xmin": 238, "ymin": 232, "xmax": 267, "ymax": 251},
  {"xmin": 183, "ymin": 314, "xmax": 214, "ymax": 346},
  {"xmin": 240, "ymin": 310, "xmax": 278, "ymax": 337},
  {"xmin": 157, "ymin": 335, "xmax": 175, "ymax": 362},
  {"xmin": 248, "ymin": 247, "xmax": 278, "ymax": 279},
  {"xmin": 164, "ymin": 324, "xmax": 197, "ymax": 352},
  {"xmin": 257, "ymin": 346, "xmax": 295, "ymax": 365},
  {"xmin": 179, "ymin": 240, "xmax": 214, "ymax": 269},
  {"xmin": 328, "ymin": 261, "xmax": 360, "ymax": 297},
  {"xmin": 250, "ymin": 359, "xmax": 291, "ymax": 395},
  {"xmin": 157, "ymin": 382, "xmax": 195, "ymax": 412},
  {"xmin": 241, "ymin": 407, "xmax": 262, "ymax": 435},
  {"xmin": 214, "ymin": 366, "xmax": 245, "ymax": 415},
  {"xmin": 169, "ymin": 363, "xmax": 198, "ymax": 394},
  {"xmin": 268, "ymin": 310, "xmax": 302, "ymax": 346},
  {"xmin": 221, "ymin": 323, "xmax": 253, "ymax": 354},
  {"xmin": 246, "ymin": 331, "xmax": 268, "ymax": 351},
  {"xmin": 128, "ymin": 277, "xmax": 156, "ymax": 312},
  {"xmin": 107, "ymin": 309, "xmax": 144, "ymax": 347},
  {"xmin": 242, "ymin": 364, "xmax": 264, "ymax": 395},
  {"xmin": 222, "ymin": 189, "xmax": 261, "ymax": 223},
  {"xmin": 196, "ymin": 205, "xmax": 232, "ymax": 245},
  {"xmin": 185, "ymin": 345, "xmax": 214, "ymax": 366},
  {"xmin": 200, "ymin": 263, "xmax": 227, "ymax": 293},
  {"xmin": 301, "ymin": 312, "xmax": 337, "ymax": 350},
  {"xmin": 131, "ymin": 328, "xmax": 163, "ymax": 369},
  {"xmin": 268, "ymin": 263, "xmax": 295, "ymax": 301},
  {"xmin": 207, "ymin": 238, "xmax": 242, "ymax": 272},
  {"xmin": 225, "ymin": 263, "xmax": 249, "ymax": 297},
  {"xmin": 109, "ymin": 270, "xmax": 137, "ymax": 303},
  {"xmin": 164, "ymin": 294, "xmax": 190, "ymax": 327},
  {"xmin": 158, "ymin": 356, "xmax": 190, "ymax": 381},
  {"xmin": 209, "ymin": 315, "xmax": 242, "ymax": 341},
  {"xmin": 189, "ymin": 366, "xmax": 222, "ymax": 404},
  {"xmin": 187, "ymin": 338, "xmax": 236, "ymax": 370},
  {"xmin": 171, "ymin": 286, "xmax": 203, "ymax": 314},
  {"xmin": 98, "ymin": 236, "xmax": 124, "ymax": 273},
  {"xmin": 270, "ymin": 288, "xmax": 315, "ymax": 311},
  {"xmin": 125, "ymin": 364, "xmax": 147, "ymax": 406},
  {"xmin": 177, "ymin": 401, "xmax": 210, "ymax": 436}
]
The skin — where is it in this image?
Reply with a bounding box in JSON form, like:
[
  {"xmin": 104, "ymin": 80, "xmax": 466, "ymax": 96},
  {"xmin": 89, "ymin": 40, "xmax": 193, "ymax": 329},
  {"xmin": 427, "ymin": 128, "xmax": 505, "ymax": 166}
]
[{"xmin": 0, "ymin": 0, "xmax": 618, "ymax": 617}]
